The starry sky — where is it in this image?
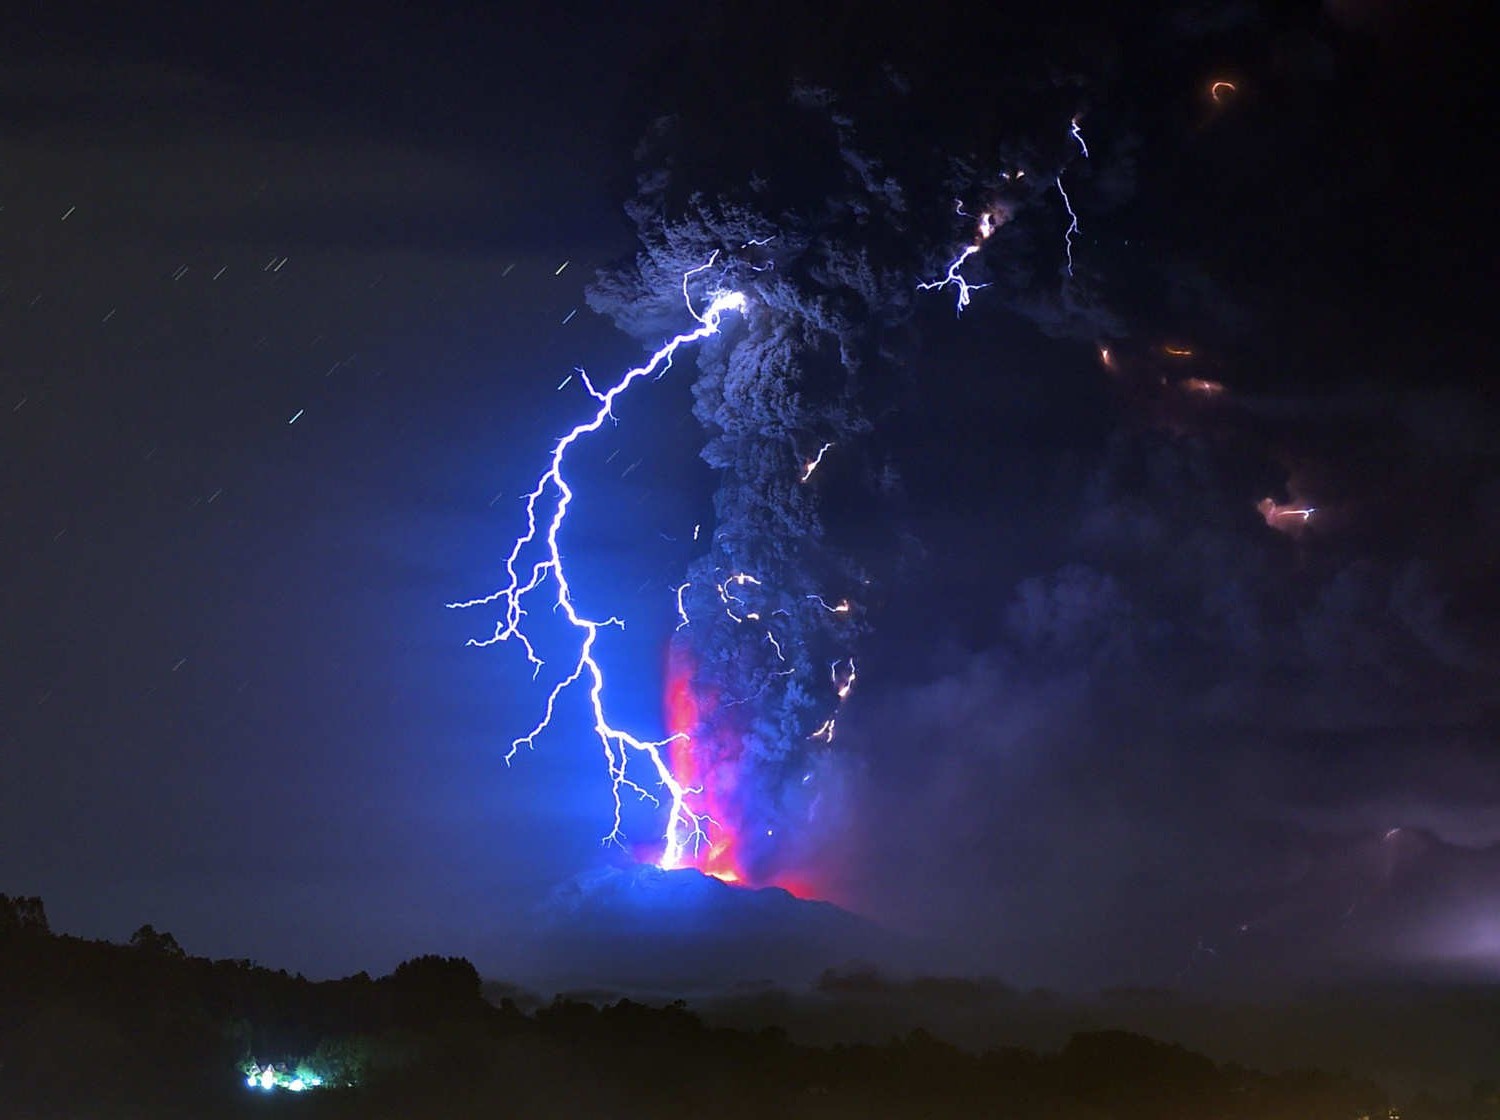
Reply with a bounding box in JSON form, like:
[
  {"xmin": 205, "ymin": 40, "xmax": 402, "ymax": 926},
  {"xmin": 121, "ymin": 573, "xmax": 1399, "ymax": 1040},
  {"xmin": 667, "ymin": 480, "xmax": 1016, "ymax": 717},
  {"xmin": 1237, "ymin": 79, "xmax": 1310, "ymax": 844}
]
[{"xmin": 2, "ymin": 0, "xmax": 1495, "ymax": 990}]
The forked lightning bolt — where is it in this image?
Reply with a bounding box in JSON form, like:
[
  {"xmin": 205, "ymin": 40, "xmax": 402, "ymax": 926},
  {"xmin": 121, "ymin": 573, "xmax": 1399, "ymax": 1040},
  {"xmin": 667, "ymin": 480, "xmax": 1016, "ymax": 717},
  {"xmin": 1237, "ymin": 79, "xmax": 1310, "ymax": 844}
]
[
  {"xmin": 919, "ymin": 203, "xmax": 1001, "ymax": 315},
  {"xmin": 448, "ymin": 262, "xmax": 746, "ymax": 869}
]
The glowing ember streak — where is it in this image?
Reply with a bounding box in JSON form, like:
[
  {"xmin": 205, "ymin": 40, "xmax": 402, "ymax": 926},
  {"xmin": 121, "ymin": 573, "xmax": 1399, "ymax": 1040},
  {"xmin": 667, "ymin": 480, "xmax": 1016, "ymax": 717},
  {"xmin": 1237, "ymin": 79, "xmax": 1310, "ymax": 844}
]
[
  {"xmin": 448, "ymin": 260, "xmax": 746, "ymax": 869},
  {"xmin": 832, "ymin": 657, "xmax": 857, "ymax": 700},
  {"xmin": 1258, "ymin": 497, "xmax": 1316, "ymax": 529},
  {"xmin": 1056, "ymin": 176, "xmax": 1080, "ymax": 277},
  {"xmin": 1163, "ymin": 345, "xmax": 1194, "ymax": 357},
  {"xmin": 1097, "ymin": 345, "xmax": 1114, "ymax": 370},
  {"xmin": 1210, "ymin": 80, "xmax": 1237, "ymax": 104},
  {"xmin": 718, "ymin": 571, "xmax": 763, "ymax": 624},
  {"xmin": 801, "ymin": 441, "xmax": 834, "ymax": 482},
  {"xmin": 1182, "ymin": 378, "xmax": 1225, "ymax": 396}
]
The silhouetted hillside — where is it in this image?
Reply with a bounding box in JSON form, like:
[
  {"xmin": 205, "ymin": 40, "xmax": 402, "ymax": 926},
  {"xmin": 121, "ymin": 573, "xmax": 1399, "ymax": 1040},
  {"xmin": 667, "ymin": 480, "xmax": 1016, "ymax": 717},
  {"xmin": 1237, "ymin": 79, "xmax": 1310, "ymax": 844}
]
[
  {"xmin": 4, "ymin": 891, "xmax": 1497, "ymax": 1119},
  {"xmin": 500, "ymin": 864, "xmax": 924, "ymax": 992}
]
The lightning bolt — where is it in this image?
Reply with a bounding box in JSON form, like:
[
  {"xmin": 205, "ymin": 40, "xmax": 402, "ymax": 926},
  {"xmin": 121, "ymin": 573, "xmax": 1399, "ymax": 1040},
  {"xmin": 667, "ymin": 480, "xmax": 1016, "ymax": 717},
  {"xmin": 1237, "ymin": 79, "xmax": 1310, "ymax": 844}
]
[
  {"xmin": 918, "ymin": 243, "xmax": 985, "ymax": 315},
  {"xmin": 918, "ymin": 202, "xmax": 1002, "ymax": 315},
  {"xmin": 800, "ymin": 441, "xmax": 834, "ymax": 483},
  {"xmin": 1070, "ymin": 115, "xmax": 1089, "ymax": 158},
  {"xmin": 1055, "ymin": 175, "xmax": 1080, "ymax": 277},
  {"xmin": 806, "ymin": 594, "xmax": 851, "ymax": 614},
  {"xmin": 448, "ymin": 259, "xmax": 746, "ymax": 869}
]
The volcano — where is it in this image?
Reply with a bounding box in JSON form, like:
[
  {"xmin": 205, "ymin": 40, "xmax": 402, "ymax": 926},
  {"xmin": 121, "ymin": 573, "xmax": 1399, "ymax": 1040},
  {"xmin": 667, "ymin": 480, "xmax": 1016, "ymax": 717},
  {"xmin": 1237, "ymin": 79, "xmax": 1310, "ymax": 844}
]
[{"xmin": 498, "ymin": 863, "xmax": 924, "ymax": 996}]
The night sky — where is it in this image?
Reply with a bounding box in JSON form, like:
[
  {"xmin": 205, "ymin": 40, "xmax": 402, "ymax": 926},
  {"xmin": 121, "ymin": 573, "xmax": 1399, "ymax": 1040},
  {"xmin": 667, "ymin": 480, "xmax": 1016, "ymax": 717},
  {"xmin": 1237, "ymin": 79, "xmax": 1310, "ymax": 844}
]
[{"xmin": 3, "ymin": 0, "xmax": 1495, "ymax": 992}]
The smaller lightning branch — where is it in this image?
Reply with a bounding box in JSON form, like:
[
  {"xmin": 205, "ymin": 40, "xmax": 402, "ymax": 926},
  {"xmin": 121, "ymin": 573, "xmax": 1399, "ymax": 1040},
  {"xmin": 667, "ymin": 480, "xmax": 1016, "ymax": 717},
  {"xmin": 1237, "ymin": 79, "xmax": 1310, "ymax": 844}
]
[
  {"xmin": 918, "ymin": 244, "xmax": 985, "ymax": 315},
  {"xmin": 674, "ymin": 582, "xmax": 692, "ymax": 631},
  {"xmin": 832, "ymin": 657, "xmax": 857, "ymax": 700},
  {"xmin": 918, "ymin": 202, "xmax": 1002, "ymax": 315},
  {"xmin": 717, "ymin": 571, "xmax": 763, "ymax": 624},
  {"xmin": 810, "ymin": 717, "xmax": 836, "ymax": 743},
  {"xmin": 1070, "ymin": 115, "xmax": 1089, "ymax": 158},
  {"xmin": 801, "ymin": 442, "xmax": 834, "ymax": 483},
  {"xmin": 1056, "ymin": 176, "xmax": 1080, "ymax": 277},
  {"xmin": 807, "ymin": 594, "xmax": 852, "ymax": 614},
  {"xmin": 449, "ymin": 261, "xmax": 747, "ymax": 869}
]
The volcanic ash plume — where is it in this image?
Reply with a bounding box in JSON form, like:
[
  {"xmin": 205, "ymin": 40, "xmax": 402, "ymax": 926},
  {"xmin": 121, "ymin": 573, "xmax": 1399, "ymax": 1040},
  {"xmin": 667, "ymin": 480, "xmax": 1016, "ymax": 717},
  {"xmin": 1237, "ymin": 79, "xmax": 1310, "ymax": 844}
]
[{"xmin": 587, "ymin": 82, "xmax": 1107, "ymax": 883}]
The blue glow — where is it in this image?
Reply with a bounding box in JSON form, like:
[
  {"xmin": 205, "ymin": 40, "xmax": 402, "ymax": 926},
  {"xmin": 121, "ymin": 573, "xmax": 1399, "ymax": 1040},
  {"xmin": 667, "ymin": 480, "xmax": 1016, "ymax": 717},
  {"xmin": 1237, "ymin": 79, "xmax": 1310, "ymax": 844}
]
[{"xmin": 449, "ymin": 260, "xmax": 747, "ymax": 868}]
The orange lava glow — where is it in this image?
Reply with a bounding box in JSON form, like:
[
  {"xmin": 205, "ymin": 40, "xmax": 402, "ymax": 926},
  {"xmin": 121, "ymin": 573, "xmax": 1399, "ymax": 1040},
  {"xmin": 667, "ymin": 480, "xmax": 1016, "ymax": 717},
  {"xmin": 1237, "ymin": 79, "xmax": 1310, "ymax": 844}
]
[
  {"xmin": 662, "ymin": 647, "xmax": 744, "ymax": 885},
  {"xmin": 766, "ymin": 873, "xmax": 819, "ymax": 900},
  {"xmin": 659, "ymin": 646, "xmax": 829, "ymax": 902}
]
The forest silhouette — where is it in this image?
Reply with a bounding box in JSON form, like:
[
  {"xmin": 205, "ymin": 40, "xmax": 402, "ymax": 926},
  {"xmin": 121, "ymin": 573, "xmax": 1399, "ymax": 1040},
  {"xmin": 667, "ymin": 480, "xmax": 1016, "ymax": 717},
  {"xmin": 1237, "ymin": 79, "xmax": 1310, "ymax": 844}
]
[{"xmin": 5, "ymin": 892, "xmax": 1497, "ymax": 1118}]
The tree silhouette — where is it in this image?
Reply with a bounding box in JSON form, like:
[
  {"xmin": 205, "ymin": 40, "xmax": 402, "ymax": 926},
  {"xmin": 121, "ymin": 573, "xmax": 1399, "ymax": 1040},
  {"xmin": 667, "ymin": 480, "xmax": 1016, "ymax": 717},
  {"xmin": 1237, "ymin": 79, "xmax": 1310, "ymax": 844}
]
[{"xmin": 128, "ymin": 923, "xmax": 186, "ymax": 956}]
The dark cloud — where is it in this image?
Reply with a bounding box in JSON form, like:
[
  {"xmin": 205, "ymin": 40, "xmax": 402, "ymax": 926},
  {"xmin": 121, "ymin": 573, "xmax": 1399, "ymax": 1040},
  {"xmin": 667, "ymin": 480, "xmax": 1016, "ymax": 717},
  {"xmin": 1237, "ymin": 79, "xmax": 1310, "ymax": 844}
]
[{"xmin": 831, "ymin": 408, "xmax": 1499, "ymax": 985}]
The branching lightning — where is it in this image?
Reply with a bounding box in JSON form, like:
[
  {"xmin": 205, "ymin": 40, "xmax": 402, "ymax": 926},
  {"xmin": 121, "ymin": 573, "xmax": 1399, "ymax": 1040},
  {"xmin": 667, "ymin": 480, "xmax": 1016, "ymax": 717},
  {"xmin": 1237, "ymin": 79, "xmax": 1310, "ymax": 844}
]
[
  {"xmin": 919, "ymin": 201, "xmax": 1002, "ymax": 315},
  {"xmin": 448, "ymin": 260, "xmax": 746, "ymax": 869},
  {"xmin": 918, "ymin": 242, "xmax": 986, "ymax": 315}
]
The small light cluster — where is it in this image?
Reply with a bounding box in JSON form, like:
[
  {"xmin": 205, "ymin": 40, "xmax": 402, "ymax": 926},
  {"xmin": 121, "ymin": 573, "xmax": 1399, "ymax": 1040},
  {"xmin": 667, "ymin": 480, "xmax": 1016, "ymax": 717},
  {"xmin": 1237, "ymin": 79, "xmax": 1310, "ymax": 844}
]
[{"xmin": 243, "ymin": 1062, "xmax": 325, "ymax": 1092}]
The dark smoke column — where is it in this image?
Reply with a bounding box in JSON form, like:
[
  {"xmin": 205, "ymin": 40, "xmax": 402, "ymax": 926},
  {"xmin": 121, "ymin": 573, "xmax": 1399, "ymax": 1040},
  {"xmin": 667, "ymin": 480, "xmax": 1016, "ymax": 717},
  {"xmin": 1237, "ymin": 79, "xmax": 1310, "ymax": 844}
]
[{"xmin": 588, "ymin": 56, "xmax": 1110, "ymax": 884}]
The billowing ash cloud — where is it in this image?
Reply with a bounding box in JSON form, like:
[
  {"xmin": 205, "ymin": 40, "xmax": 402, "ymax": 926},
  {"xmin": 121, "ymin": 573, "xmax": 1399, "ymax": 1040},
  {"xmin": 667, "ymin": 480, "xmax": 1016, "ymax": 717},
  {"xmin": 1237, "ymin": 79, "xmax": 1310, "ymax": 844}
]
[{"xmin": 586, "ymin": 72, "xmax": 1119, "ymax": 878}]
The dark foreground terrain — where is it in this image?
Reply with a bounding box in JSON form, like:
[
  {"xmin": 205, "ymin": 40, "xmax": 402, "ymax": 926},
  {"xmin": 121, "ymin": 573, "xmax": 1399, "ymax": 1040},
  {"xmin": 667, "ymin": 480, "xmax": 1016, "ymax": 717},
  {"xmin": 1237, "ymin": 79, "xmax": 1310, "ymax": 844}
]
[{"xmin": 4, "ymin": 893, "xmax": 1498, "ymax": 1119}]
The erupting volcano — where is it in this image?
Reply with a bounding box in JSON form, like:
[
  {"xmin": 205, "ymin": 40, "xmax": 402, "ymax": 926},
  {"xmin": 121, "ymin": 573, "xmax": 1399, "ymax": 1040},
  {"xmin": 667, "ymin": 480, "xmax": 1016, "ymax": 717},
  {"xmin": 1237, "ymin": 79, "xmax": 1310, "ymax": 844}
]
[{"xmin": 661, "ymin": 646, "xmax": 743, "ymax": 883}]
